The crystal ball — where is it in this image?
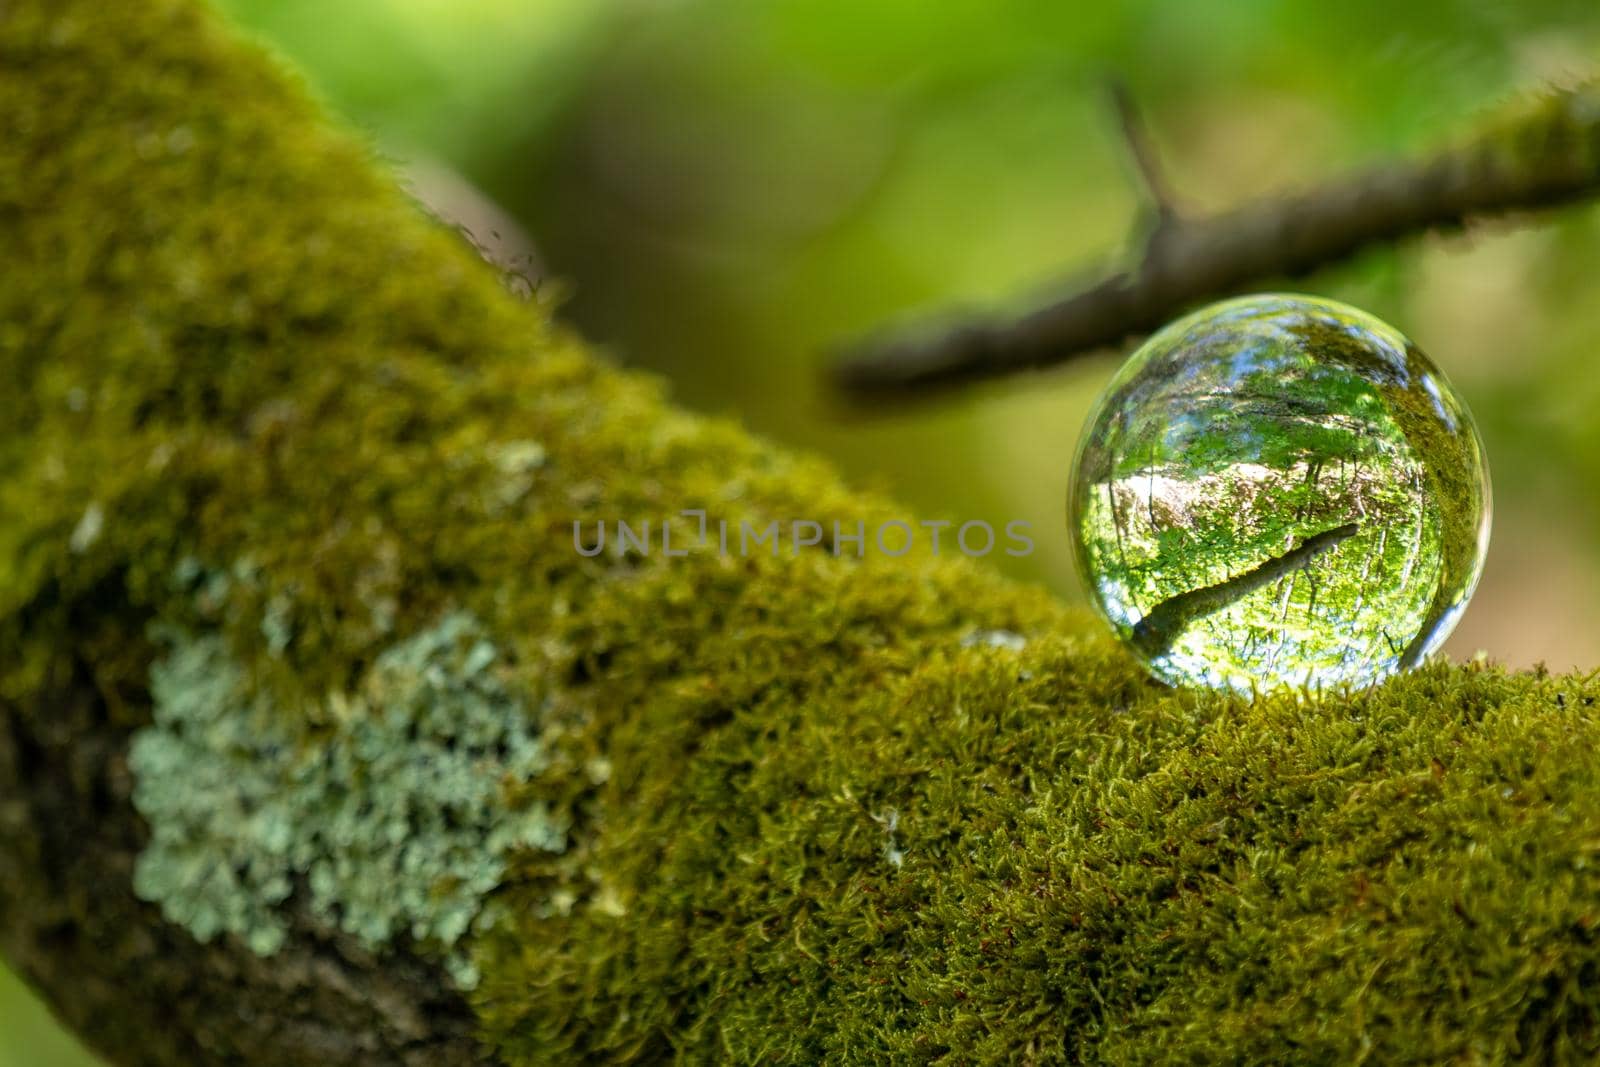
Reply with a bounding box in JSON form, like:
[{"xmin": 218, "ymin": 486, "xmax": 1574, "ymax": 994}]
[{"xmin": 1069, "ymin": 293, "xmax": 1491, "ymax": 692}]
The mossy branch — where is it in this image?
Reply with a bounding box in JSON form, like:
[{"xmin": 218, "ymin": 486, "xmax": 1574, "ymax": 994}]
[
  {"xmin": 6, "ymin": 4, "xmax": 1600, "ymax": 1066},
  {"xmin": 1130, "ymin": 521, "xmax": 1360, "ymax": 658},
  {"xmin": 831, "ymin": 80, "xmax": 1600, "ymax": 401}
]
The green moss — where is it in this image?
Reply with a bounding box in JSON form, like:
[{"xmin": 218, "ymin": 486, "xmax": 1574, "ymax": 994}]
[
  {"xmin": 481, "ymin": 618, "xmax": 1600, "ymax": 1062},
  {"xmin": 7, "ymin": 1, "xmax": 1600, "ymax": 1063}
]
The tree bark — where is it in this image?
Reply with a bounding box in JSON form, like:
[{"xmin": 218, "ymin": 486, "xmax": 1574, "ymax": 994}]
[{"xmin": 0, "ymin": 672, "xmax": 488, "ymax": 1066}]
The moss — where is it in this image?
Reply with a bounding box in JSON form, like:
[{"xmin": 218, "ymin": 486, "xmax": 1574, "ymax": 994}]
[
  {"xmin": 6, "ymin": 1, "xmax": 1600, "ymax": 1064},
  {"xmin": 482, "ymin": 624, "xmax": 1600, "ymax": 1062}
]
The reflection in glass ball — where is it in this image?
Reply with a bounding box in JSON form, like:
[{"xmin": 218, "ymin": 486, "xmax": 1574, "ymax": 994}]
[{"xmin": 1069, "ymin": 294, "xmax": 1491, "ymax": 692}]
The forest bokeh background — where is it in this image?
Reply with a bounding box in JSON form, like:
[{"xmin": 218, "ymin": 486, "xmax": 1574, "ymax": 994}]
[{"xmin": 8, "ymin": 0, "xmax": 1600, "ymax": 1058}]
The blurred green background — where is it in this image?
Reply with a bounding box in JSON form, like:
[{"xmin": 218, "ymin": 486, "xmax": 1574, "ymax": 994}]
[{"xmin": 9, "ymin": 0, "xmax": 1600, "ymax": 1058}]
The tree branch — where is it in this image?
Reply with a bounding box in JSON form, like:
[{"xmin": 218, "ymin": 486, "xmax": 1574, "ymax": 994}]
[
  {"xmin": 830, "ymin": 81, "xmax": 1600, "ymax": 402},
  {"xmin": 1131, "ymin": 521, "xmax": 1360, "ymax": 657},
  {"xmin": 10, "ymin": 5, "xmax": 1600, "ymax": 1065},
  {"xmin": 1107, "ymin": 76, "xmax": 1181, "ymax": 243}
]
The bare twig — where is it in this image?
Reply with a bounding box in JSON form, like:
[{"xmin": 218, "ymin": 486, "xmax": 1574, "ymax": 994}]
[
  {"xmin": 831, "ymin": 81, "xmax": 1600, "ymax": 402},
  {"xmin": 1108, "ymin": 76, "xmax": 1180, "ymax": 240}
]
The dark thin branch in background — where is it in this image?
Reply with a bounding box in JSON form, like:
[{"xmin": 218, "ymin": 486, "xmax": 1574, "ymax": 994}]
[
  {"xmin": 1108, "ymin": 76, "xmax": 1181, "ymax": 243},
  {"xmin": 830, "ymin": 80, "xmax": 1600, "ymax": 403}
]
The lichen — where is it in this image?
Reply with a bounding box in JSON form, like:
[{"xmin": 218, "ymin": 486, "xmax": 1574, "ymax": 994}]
[{"xmin": 130, "ymin": 611, "xmax": 563, "ymax": 986}]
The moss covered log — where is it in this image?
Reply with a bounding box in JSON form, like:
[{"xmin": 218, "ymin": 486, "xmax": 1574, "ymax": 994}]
[{"xmin": 4, "ymin": 1, "xmax": 1600, "ymax": 1064}]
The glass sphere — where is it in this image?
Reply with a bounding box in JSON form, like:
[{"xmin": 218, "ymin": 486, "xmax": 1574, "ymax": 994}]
[{"xmin": 1069, "ymin": 293, "xmax": 1491, "ymax": 692}]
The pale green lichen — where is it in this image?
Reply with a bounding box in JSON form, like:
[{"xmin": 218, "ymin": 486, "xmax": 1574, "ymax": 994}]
[{"xmin": 130, "ymin": 612, "xmax": 563, "ymax": 986}]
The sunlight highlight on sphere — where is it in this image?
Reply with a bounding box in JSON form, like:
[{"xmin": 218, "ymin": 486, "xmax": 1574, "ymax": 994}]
[{"xmin": 1068, "ymin": 294, "xmax": 1491, "ymax": 693}]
